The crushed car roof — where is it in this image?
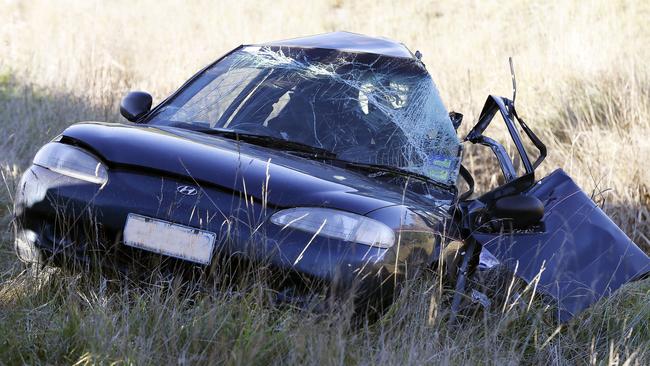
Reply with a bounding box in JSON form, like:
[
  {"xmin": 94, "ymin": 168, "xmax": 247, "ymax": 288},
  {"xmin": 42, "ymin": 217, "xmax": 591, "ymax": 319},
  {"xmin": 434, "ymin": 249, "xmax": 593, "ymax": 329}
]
[{"xmin": 257, "ymin": 31, "xmax": 416, "ymax": 59}]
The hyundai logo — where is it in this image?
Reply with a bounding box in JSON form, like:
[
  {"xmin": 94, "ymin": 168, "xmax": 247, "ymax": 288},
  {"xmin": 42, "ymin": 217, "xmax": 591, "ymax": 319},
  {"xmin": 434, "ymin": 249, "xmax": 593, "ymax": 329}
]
[{"xmin": 177, "ymin": 185, "xmax": 198, "ymax": 196}]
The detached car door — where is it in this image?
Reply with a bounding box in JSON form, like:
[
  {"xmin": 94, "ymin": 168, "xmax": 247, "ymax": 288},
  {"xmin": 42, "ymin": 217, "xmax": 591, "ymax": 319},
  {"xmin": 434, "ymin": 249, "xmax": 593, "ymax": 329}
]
[{"xmin": 462, "ymin": 95, "xmax": 650, "ymax": 322}]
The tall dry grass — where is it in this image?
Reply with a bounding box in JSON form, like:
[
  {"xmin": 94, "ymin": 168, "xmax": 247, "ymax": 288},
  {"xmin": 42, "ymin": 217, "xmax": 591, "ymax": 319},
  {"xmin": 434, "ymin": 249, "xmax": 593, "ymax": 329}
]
[{"xmin": 0, "ymin": 0, "xmax": 649, "ymax": 364}]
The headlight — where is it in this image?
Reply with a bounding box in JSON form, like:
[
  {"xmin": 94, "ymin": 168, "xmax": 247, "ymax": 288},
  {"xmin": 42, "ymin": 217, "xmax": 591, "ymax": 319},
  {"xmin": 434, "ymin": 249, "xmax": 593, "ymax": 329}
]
[
  {"xmin": 270, "ymin": 207, "xmax": 395, "ymax": 248},
  {"xmin": 33, "ymin": 143, "xmax": 108, "ymax": 185}
]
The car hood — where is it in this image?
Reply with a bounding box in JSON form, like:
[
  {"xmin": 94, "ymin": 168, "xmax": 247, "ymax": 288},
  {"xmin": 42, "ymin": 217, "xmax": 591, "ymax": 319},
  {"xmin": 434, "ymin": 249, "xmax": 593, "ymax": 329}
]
[{"xmin": 61, "ymin": 122, "xmax": 449, "ymax": 215}]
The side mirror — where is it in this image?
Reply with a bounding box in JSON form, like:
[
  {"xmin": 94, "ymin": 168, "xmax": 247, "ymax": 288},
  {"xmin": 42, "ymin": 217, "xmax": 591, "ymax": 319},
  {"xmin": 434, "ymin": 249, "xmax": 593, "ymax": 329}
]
[
  {"xmin": 489, "ymin": 194, "xmax": 544, "ymax": 229},
  {"xmin": 120, "ymin": 91, "xmax": 152, "ymax": 122}
]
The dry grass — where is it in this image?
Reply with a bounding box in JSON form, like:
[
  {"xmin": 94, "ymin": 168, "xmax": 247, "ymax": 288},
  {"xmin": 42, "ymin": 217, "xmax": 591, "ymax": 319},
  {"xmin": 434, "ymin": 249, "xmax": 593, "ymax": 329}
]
[{"xmin": 0, "ymin": 0, "xmax": 649, "ymax": 364}]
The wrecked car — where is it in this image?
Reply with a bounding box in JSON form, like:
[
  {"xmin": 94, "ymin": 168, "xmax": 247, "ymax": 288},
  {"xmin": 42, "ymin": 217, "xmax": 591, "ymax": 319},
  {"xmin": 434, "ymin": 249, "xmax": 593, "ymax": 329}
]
[{"xmin": 14, "ymin": 32, "xmax": 650, "ymax": 321}]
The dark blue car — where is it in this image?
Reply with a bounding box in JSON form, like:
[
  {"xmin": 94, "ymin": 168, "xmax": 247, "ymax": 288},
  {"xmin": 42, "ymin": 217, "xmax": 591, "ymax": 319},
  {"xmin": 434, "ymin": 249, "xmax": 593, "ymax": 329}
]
[{"xmin": 14, "ymin": 32, "xmax": 650, "ymax": 321}]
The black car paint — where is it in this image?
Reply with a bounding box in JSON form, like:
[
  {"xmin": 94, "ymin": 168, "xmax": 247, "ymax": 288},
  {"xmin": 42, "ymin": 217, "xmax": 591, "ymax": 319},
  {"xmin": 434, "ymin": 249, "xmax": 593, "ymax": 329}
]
[
  {"xmin": 457, "ymin": 94, "xmax": 650, "ymax": 322},
  {"xmin": 59, "ymin": 122, "xmax": 452, "ymax": 214},
  {"xmin": 15, "ymin": 121, "xmax": 450, "ymax": 306},
  {"xmin": 472, "ymin": 169, "xmax": 650, "ymax": 322}
]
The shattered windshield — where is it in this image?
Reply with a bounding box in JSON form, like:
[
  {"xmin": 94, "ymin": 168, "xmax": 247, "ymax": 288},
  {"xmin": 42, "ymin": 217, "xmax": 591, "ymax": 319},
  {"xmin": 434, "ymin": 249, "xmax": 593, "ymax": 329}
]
[{"xmin": 149, "ymin": 46, "xmax": 461, "ymax": 186}]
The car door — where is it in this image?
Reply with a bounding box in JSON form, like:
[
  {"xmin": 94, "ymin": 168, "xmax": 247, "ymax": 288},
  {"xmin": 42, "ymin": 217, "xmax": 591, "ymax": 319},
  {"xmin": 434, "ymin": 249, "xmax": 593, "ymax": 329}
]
[{"xmin": 462, "ymin": 95, "xmax": 650, "ymax": 322}]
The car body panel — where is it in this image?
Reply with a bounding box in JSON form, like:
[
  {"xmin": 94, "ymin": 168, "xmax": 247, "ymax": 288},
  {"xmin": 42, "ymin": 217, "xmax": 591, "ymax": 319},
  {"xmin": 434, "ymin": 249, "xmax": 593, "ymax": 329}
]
[
  {"xmin": 15, "ymin": 162, "xmax": 443, "ymax": 299},
  {"xmin": 61, "ymin": 122, "xmax": 452, "ymax": 215},
  {"xmin": 461, "ymin": 95, "xmax": 650, "ymax": 322},
  {"xmin": 472, "ymin": 169, "xmax": 650, "ymax": 321},
  {"xmin": 258, "ymin": 31, "xmax": 415, "ymax": 59}
]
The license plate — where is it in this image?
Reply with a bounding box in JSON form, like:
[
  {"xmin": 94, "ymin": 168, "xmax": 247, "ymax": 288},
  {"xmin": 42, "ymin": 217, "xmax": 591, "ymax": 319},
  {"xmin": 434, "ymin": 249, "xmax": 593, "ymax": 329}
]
[{"xmin": 123, "ymin": 213, "xmax": 216, "ymax": 265}]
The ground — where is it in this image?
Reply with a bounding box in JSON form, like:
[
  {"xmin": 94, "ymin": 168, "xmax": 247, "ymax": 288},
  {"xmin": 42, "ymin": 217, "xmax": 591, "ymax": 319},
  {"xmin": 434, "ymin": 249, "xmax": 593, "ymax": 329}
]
[{"xmin": 0, "ymin": 1, "xmax": 649, "ymax": 364}]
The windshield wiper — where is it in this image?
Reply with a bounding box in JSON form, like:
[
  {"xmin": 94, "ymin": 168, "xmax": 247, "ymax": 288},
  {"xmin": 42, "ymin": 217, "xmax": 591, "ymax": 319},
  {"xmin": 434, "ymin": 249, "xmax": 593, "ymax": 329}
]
[
  {"xmin": 343, "ymin": 161, "xmax": 455, "ymax": 191},
  {"xmin": 168, "ymin": 124, "xmax": 453, "ymax": 191},
  {"xmin": 172, "ymin": 125, "xmax": 337, "ymax": 159}
]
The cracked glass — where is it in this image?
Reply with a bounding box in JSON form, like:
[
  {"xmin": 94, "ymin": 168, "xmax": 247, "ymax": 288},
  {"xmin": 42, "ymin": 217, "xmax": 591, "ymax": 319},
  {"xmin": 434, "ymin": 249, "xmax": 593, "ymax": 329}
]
[{"xmin": 150, "ymin": 46, "xmax": 461, "ymax": 186}]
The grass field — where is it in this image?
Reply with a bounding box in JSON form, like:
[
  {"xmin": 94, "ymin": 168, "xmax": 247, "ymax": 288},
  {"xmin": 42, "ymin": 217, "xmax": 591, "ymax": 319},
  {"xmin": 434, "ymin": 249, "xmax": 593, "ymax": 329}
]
[{"xmin": 1, "ymin": 0, "xmax": 649, "ymax": 364}]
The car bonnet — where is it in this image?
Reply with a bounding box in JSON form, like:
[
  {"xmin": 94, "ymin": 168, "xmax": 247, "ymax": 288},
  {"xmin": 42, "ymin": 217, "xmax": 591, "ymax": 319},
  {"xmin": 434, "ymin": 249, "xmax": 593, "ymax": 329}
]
[{"xmin": 60, "ymin": 122, "xmax": 452, "ymax": 215}]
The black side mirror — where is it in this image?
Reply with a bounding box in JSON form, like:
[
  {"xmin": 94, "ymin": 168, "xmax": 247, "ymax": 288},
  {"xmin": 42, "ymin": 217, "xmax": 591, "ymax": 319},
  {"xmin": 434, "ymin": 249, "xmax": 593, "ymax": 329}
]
[
  {"xmin": 120, "ymin": 91, "xmax": 152, "ymax": 122},
  {"xmin": 489, "ymin": 194, "xmax": 544, "ymax": 229}
]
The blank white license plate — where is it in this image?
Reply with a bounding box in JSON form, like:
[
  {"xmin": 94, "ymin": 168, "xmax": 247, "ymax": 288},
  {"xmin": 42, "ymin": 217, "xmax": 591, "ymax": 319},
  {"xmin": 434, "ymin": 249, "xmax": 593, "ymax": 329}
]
[{"xmin": 123, "ymin": 213, "xmax": 216, "ymax": 265}]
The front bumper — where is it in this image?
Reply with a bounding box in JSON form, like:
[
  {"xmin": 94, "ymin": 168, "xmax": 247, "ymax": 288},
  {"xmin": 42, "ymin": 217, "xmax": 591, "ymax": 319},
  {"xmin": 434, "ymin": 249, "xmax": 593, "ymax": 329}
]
[{"xmin": 14, "ymin": 165, "xmax": 434, "ymax": 304}]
